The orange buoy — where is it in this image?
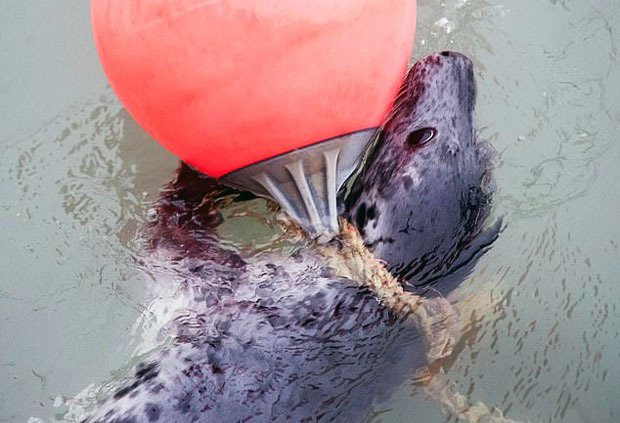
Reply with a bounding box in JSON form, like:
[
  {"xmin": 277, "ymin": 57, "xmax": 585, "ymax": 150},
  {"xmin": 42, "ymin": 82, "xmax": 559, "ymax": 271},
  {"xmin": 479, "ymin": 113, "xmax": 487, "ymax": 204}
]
[
  {"xmin": 91, "ymin": 0, "xmax": 416, "ymax": 177},
  {"xmin": 91, "ymin": 0, "xmax": 416, "ymax": 235}
]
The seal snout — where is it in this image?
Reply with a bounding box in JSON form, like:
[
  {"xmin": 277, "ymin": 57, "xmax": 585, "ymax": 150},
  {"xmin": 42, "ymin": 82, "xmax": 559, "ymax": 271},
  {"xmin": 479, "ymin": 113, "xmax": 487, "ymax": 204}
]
[
  {"xmin": 428, "ymin": 51, "xmax": 476, "ymax": 117},
  {"xmin": 427, "ymin": 51, "xmax": 474, "ymax": 79}
]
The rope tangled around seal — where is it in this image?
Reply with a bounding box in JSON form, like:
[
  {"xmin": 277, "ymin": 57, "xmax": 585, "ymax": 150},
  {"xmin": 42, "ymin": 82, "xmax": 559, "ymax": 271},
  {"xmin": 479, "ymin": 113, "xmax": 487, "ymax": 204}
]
[{"xmin": 305, "ymin": 219, "xmax": 527, "ymax": 423}]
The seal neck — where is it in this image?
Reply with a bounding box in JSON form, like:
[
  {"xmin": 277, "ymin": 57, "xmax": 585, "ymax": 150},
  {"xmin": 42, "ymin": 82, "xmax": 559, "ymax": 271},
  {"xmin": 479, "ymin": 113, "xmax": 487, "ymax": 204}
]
[{"xmin": 221, "ymin": 128, "xmax": 377, "ymax": 238}]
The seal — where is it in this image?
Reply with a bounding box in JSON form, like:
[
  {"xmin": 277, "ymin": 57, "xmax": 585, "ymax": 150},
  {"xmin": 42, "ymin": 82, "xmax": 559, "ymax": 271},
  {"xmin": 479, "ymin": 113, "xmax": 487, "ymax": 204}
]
[{"xmin": 79, "ymin": 52, "xmax": 501, "ymax": 423}]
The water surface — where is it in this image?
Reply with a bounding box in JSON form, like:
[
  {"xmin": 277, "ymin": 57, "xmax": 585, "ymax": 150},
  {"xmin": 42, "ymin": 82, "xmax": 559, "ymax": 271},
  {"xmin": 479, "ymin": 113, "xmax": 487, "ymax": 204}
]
[{"xmin": 1, "ymin": 1, "xmax": 619, "ymax": 422}]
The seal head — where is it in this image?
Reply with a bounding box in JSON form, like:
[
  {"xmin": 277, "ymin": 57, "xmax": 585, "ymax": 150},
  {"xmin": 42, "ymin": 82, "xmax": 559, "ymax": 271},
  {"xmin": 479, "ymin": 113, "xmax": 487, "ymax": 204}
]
[{"xmin": 343, "ymin": 52, "xmax": 497, "ymax": 292}]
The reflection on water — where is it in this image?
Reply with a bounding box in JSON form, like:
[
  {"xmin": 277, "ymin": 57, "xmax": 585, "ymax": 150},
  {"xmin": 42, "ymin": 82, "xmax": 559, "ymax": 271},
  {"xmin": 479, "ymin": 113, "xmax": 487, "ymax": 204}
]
[
  {"xmin": 1, "ymin": 0, "xmax": 619, "ymax": 422},
  {"xmin": 0, "ymin": 94, "xmax": 178, "ymax": 422}
]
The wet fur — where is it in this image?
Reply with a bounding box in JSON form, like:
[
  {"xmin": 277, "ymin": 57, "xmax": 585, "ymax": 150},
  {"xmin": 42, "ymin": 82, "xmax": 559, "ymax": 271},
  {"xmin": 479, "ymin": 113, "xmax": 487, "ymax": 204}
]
[
  {"xmin": 343, "ymin": 52, "xmax": 499, "ymax": 294},
  {"xmin": 82, "ymin": 52, "xmax": 499, "ymax": 423}
]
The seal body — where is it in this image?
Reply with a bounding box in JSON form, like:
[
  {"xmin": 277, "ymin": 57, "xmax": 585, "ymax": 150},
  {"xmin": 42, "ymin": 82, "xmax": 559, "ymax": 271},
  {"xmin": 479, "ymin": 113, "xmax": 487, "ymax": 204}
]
[
  {"xmin": 89, "ymin": 243, "xmax": 424, "ymax": 422},
  {"xmin": 82, "ymin": 52, "xmax": 498, "ymax": 423}
]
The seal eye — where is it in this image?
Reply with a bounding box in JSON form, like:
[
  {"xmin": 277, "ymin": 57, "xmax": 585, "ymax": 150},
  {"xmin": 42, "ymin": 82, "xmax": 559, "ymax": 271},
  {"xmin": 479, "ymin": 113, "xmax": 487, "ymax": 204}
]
[{"xmin": 406, "ymin": 127, "xmax": 436, "ymax": 148}]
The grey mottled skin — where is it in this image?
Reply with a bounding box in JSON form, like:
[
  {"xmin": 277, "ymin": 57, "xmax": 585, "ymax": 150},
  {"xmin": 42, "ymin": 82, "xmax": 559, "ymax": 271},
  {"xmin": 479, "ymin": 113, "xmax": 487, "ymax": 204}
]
[
  {"xmin": 82, "ymin": 52, "xmax": 498, "ymax": 423},
  {"xmin": 343, "ymin": 52, "xmax": 499, "ymax": 294}
]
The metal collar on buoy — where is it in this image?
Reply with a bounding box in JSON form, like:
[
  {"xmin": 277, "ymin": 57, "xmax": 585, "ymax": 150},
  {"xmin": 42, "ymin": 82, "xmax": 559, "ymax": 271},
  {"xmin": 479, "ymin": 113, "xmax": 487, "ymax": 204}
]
[{"xmin": 222, "ymin": 128, "xmax": 377, "ymax": 236}]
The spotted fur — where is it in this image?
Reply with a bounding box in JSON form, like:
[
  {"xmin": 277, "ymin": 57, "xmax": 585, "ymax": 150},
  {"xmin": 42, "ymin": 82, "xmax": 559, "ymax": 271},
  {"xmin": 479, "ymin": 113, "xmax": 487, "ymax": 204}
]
[
  {"xmin": 81, "ymin": 52, "xmax": 499, "ymax": 423},
  {"xmin": 343, "ymin": 52, "xmax": 499, "ymax": 294}
]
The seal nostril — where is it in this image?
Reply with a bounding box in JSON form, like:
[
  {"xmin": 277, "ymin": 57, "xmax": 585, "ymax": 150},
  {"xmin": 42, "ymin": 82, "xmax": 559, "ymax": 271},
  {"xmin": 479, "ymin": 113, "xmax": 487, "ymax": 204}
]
[{"xmin": 440, "ymin": 51, "xmax": 451, "ymax": 57}]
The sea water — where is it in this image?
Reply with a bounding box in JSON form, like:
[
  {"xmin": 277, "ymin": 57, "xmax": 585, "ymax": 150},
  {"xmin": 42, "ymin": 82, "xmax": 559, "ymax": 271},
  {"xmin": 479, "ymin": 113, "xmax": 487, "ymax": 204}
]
[{"xmin": 1, "ymin": 1, "xmax": 619, "ymax": 422}]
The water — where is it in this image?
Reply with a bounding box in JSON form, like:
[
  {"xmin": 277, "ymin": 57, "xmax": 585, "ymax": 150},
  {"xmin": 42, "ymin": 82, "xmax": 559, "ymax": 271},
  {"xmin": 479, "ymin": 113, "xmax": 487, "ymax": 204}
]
[{"xmin": 1, "ymin": 0, "xmax": 619, "ymax": 422}]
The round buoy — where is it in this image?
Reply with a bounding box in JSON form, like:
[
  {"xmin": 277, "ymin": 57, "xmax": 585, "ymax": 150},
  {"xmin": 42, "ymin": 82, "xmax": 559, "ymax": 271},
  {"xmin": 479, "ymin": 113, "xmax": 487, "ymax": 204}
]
[{"xmin": 91, "ymin": 0, "xmax": 417, "ymax": 178}]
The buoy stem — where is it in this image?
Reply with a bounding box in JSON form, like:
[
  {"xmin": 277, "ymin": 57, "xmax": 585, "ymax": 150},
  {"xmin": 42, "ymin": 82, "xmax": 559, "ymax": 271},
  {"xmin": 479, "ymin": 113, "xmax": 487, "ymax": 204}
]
[{"xmin": 222, "ymin": 129, "xmax": 377, "ymax": 238}]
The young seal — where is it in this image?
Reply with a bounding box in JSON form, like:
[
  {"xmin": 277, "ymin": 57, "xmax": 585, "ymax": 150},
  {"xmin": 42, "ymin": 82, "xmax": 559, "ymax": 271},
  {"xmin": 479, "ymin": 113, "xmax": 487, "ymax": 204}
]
[{"xmin": 78, "ymin": 52, "xmax": 504, "ymax": 423}]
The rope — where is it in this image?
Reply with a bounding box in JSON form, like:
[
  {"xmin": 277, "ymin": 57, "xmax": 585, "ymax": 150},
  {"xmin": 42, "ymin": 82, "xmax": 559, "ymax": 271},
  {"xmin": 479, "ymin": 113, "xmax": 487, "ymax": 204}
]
[{"xmin": 300, "ymin": 218, "xmax": 528, "ymax": 423}]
